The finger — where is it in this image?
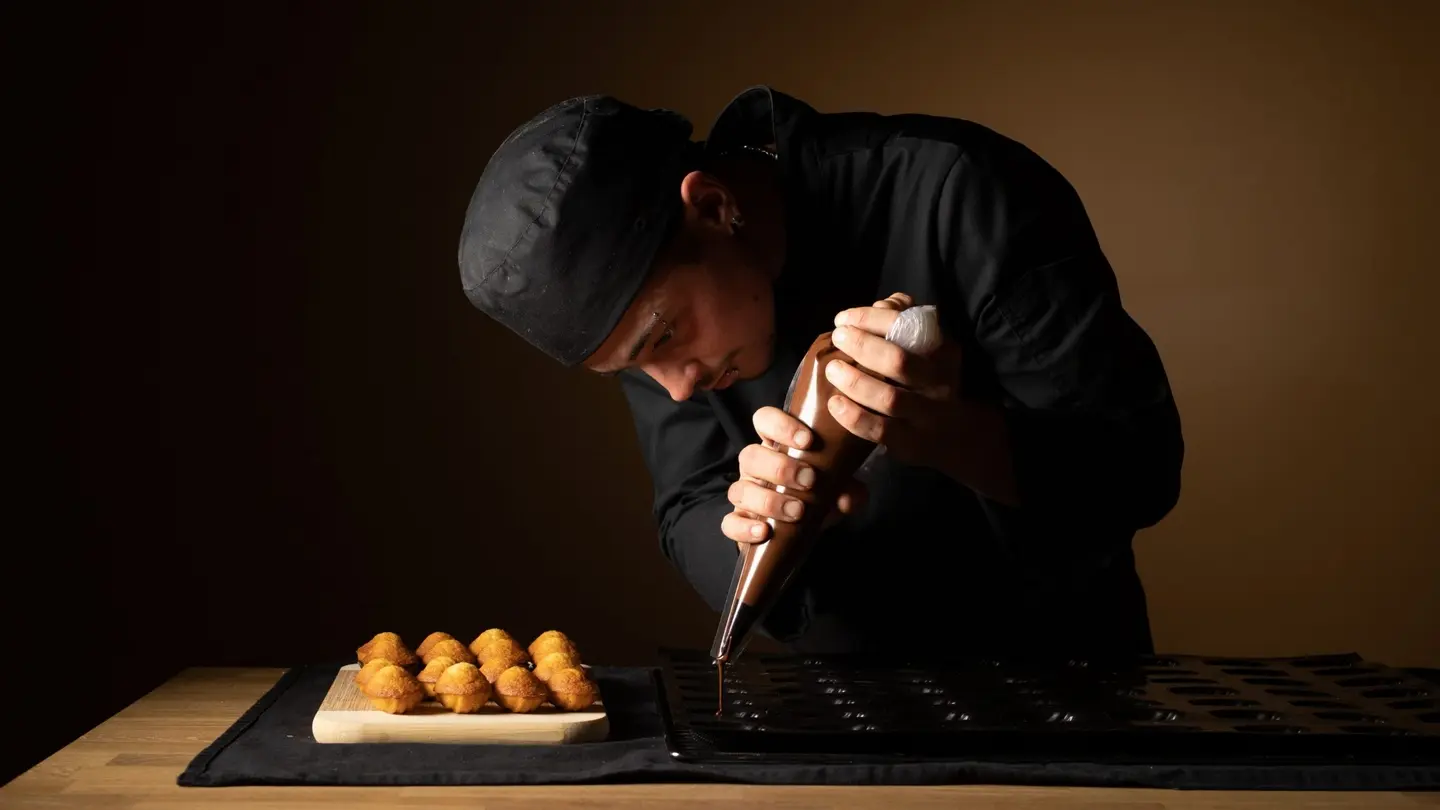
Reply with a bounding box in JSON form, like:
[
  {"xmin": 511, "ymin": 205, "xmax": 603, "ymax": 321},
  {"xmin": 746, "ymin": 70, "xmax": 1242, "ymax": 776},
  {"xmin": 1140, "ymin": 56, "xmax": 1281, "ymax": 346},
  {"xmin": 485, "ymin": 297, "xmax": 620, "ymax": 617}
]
[
  {"xmin": 835, "ymin": 478, "xmax": 869, "ymax": 515},
  {"xmin": 828, "ymin": 393, "xmax": 893, "ymax": 445},
  {"xmin": 739, "ymin": 443, "xmax": 816, "ymax": 491},
  {"xmin": 821, "ymin": 479, "xmax": 869, "ymax": 530},
  {"xmin": 871, "ymin": 292, "xmax": 913, "ymax": 310},
  {"xmin": 833, "ymin": 304, "xmax": 899, "ymax": 337},
  {"xmin": 752, "ymin": 406, "xmax": 813, "ymax": 450},
  {"xmin": 727, "ymin": 478, "xmax": 805, "ymax": 523},
  {"xmin": 722, "ymin": 510, "xmax": 770, "ymax": 544},
  {"xmin": 831, "ymin": 325, "xmax": 917, "ymax": 385},
  {"xmin": 823, "ymin": 358, "xmax": 910, "ymax": 417}
]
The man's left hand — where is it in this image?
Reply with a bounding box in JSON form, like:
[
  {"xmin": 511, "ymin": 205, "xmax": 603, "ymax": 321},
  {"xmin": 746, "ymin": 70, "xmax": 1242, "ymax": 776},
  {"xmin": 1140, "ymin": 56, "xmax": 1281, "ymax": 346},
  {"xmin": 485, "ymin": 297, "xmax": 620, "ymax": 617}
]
[
  {"xmin": 826, "ymin": 292, "xmax": 1019, "ymax": 505},
  {"xmin": 823, "ymin": 294, "xmax": 961, "ymax": 468}
]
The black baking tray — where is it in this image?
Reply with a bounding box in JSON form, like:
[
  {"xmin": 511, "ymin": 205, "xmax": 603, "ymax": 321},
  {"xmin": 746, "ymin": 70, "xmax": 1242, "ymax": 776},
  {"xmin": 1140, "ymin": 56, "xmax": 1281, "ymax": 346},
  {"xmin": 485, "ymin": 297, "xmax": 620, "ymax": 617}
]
[{"xmin": 656, "ymin": 649, "xmax": 1440, "ymax": 766}]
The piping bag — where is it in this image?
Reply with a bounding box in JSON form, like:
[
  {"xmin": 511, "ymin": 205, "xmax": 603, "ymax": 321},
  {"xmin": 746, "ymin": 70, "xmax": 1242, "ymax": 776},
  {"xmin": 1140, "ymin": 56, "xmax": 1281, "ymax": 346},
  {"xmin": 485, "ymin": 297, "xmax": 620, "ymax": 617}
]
[{"xmin": 709, "ymin": 304, "xmax": 944, "ymax": 669}]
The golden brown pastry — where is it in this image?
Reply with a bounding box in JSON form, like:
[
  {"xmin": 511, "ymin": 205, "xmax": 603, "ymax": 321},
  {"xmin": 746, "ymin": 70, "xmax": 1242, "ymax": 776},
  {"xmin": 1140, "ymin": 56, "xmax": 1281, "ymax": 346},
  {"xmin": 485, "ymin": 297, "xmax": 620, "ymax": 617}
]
[
  {"xmin": 356, "ymin": 632, "xmax": 417, "ymax": 667},
  {"xmin": 434, "ymin": 662, "xmax": 492, "ymax": 713},
  {"xmin": 527, "ymin": 630, "xmax": 576, "ymax": 661},
  {"xmin": 423, "ymin": 638, "xmax": 476, "ymax": 666},
  {"xmin": 478, "ymin": 637, "xmax": 529, "ymax": 669},
  {"xmin": 493, "ymin": 666, "xmax": 547, "ymax": 713},
  {"xmin": 529, "ymin": 632, "xmax": 580, "ymax": 663},
  {"xmin": 416, "ymin": 655, "xmax": 456, "ymax": 698},
  {"xmin": 354, "ymin": 658, "xmax": 394, "ymax": 689},
  {"xmin": 481, "ymin": 652, "xmax": 521, "ymax": 684},
  {"xmin": 360, "ymin": 664, "xmax": 424, "ymax": 714},
  {"xmin": 415, "ymin": 631, "xmax": 454, "ymax": 659},
  {"xmin": 533, "ymin": 651, "xmax": 581, "ymax": 682},
  {"xmin": 546, "ymin": 667, "xmax": 600, "ymax": 711},
  {"xmin": 356, "ymin": 631, "xmax": 398, "ymax": 662},
  {"xmin": 468, "ymin": 628, "xmax": 513, "ymax": 658}
]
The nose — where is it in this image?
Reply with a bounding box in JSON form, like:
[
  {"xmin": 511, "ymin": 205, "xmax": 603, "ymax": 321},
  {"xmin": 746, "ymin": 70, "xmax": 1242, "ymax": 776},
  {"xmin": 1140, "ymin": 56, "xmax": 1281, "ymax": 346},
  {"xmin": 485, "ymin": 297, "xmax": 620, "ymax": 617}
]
[{"xmin": 645, "ymin": 361, "xmax": 701, "ymax": 402}]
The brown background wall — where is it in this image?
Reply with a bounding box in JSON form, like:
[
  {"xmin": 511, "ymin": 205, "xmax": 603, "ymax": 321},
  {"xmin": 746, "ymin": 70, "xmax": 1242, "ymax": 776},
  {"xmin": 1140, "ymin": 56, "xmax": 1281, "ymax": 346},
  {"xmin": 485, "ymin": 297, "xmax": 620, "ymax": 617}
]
[{"xmin": 11, "ymin": 0, "xmax": 1437, "ymax": 784}]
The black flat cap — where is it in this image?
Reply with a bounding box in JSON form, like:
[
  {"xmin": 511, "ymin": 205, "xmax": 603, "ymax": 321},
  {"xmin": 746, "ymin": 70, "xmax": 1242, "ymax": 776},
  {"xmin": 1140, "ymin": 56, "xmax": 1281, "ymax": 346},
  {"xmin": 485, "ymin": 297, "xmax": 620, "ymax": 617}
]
[{"xmin": 458, "ymin": 96, "xmax": 697, "ymax": 366}]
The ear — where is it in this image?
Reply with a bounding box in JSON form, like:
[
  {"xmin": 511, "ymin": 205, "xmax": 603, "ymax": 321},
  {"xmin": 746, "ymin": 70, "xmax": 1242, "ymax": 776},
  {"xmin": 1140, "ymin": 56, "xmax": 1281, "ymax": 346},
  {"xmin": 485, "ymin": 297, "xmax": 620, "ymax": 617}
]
[{"xmin": 678, "ymin": 171, "xmax": 738, "ymax": 233}]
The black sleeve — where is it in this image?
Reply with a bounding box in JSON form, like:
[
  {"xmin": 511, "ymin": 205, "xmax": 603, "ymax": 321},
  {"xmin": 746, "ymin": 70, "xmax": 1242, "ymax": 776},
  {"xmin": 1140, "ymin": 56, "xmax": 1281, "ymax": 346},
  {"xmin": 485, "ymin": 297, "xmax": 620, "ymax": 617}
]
[
  {"xmin": 939, "ymin": 144, "xmax": 1185, "ymax": 561},
  {"xmin": 617, "ymin": 369, "xmax": 742, "ymax": 614}
]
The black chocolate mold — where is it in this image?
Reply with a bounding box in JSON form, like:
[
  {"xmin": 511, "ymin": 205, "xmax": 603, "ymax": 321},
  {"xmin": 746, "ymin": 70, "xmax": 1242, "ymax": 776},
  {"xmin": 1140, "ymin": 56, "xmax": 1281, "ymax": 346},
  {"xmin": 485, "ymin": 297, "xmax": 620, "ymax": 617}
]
[
  {"xmin": 1211, "ymin": 709, "xmax": 1287, "ymax": 721},
  {"xmin": 1290, "ymin": 655, "xmax": 1365, "ymax": 667},
  {"xmin": 1171, "ymin": 686, "xmax": 1240, "ymax": 695},
  {"xmin": 1311, "ymin": 667, "xmax": 1379, "ymax": 677},
  {"xmin": 1291, "ymin": 699, "xmax": 1357, "ymax": 709},
  {"xmin": 1313, "ymin": 711, "xmax": 1386, "ymax": 723},
  {"xmin": 1339, "ymin": 676, "xmax": 1406, "ymax": 688},
  {"xmin": 656, "ymin": 649, "xmax": 1440, "ymax": 765},
  {"xmin": 1365, "ymin": 687, "xmax": 1429, "ymax": 699}
]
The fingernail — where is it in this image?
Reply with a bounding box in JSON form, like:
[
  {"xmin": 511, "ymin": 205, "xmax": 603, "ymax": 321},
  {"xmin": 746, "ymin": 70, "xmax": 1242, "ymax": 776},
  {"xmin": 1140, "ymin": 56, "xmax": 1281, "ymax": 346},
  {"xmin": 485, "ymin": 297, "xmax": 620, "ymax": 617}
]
[
  {"xmin": 834, "ymin": 312, "xmax": 850, "ymax": 326},
  {"xmin": 830, "ymin": 395, "xmax": 846, "ymax": 414},
  {"xmin": 832, "ymin": 327, "xmax": 847, "ymax": 344},
  {"xmin": 750, "ymin": 524, "xmax": 766, "ymax": 539},
  {"xmin": 796, "ymin": 466, "xmax": 815, "ymax": 488},
  {"xmin": 793, "ymin": 428, "xmax": 811, "ymax": 448},
  {"xmin": 784, "ymin": 500, "xmax": 803, "ymax": 519},
  {"xmin": 825, "ymin": 360, "xmax": 845, "ymax": 383}
]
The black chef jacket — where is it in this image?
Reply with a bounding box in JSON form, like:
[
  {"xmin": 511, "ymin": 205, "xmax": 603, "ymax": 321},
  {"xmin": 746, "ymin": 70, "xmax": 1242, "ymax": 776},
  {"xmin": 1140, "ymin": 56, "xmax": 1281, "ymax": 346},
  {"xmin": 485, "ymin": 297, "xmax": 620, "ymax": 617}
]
[{"xmin": 618, "ymin": 87, "xmax": 1184, "ymax": 659}]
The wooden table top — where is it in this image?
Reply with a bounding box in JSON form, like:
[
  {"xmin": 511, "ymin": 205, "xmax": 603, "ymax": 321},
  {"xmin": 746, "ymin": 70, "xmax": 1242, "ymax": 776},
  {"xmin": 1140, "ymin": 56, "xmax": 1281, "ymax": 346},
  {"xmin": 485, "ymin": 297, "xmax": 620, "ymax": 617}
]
[{"xmin": 1, "ymin": 666, "xmax": 1435, "ymax": 809}]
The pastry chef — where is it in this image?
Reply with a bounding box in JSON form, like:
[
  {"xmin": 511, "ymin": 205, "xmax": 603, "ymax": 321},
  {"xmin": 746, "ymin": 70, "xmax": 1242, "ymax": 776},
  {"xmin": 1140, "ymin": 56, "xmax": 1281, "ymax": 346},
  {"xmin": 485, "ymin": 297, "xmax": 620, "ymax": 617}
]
[{"xmin": 456, "ymin": 87, "xmax": 1184, "ymax": 658}]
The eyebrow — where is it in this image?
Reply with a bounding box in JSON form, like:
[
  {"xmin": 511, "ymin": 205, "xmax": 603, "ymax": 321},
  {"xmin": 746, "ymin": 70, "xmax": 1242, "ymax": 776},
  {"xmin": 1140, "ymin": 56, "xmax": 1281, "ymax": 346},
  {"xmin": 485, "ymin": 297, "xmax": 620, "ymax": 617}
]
[
  {"xmin": 596, "ymin": 312, "xmax": 660, "ymax": 377},
  {"xmin": 628, "ymin": 312, "xmax": 660, "ymax": 363}
]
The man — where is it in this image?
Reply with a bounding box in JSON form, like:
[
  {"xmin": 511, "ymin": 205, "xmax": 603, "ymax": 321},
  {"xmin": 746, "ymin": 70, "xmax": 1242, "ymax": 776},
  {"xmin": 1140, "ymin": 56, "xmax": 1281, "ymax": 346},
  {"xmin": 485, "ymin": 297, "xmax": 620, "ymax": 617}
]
[{"xmin": 458, "ymin": 87, "xmax": 1183, "ymax": 658}]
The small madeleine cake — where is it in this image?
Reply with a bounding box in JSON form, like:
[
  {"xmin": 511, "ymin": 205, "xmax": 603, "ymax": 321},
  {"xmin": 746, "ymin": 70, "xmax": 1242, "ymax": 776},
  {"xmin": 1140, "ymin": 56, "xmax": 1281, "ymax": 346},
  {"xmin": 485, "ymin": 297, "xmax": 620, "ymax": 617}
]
[
  {"xmin": 355, "ymin": 658, "xmax": 394, "ymax": 689},
  {"xmin": 533, "ymin": 651, "xmax": 580, "ymax": 682},
  {"xmin": 529, "ymin": 632, "xmax": 579, "ymax": 663},
  {"xmin": 416, "ymin": 656, "xmax": 457, "ymax": 698},
  {"xmin": 547, "ymin": 667, "xmax": 600, "ymax": 711},
  {"xmin": 361, "ymin": 664, "xmax": 424, "ymax": 714},
  {"xmin": 493, "ymin": 666, "xmax": 547, "ymax": 713},
  {"xmin": 468, "ymin": 628, "xmax": 513, "ymax": 659},
  {"xmin": 478, "ymin": 638, "xmax": 529, "ymax": 679},
  {"xmin": 434, "ymin": 662, "xmax": 492, "ymax": 713},
  {"xmin": 415, "ymin": 631, "xmax": 454, "ymax": 659},
  {"xmin": 423, "ymin": 638, "xmax": 476, "ymax": 666},
  {"xmin": 357, "ymin": 632, "xmax": 417, "ymax": 667},
  {"xmin": 528, "ymin": 629, "xmax": 565, "ymax": 652}
]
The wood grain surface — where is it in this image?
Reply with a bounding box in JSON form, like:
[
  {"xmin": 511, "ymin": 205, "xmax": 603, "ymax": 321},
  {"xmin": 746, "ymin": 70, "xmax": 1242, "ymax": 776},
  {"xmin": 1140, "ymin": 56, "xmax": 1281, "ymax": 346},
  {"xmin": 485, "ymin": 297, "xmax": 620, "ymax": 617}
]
[
  {"xmin": 0, "ymin": 667, "xmax": 1435, "ymax": 809},
  {"xmin": 311, "ymin": 664, "xmax": 608, "ymax": 744}
]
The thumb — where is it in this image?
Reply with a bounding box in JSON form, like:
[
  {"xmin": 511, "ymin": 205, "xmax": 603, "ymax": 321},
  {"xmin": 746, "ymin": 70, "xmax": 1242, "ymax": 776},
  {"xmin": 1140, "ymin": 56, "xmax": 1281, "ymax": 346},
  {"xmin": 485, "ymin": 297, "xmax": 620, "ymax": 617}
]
[{"xmin": 822, "ymin": 479, "xmax": 870, "ymax": 530}]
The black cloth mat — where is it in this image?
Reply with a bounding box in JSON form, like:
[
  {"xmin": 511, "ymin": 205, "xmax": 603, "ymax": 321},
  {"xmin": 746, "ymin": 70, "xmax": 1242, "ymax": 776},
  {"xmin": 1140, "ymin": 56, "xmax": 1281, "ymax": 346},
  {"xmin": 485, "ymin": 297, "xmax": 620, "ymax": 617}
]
[{"xmin": 178, "ymin": 662, "xmax": 1440, "ymax": 790}]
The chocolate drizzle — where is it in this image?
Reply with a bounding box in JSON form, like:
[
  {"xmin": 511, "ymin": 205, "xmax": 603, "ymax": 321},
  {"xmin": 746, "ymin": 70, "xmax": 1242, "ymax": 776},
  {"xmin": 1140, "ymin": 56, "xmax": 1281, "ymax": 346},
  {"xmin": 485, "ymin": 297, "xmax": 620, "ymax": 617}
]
[{"xmin": 715, "ymin": 659, "xmax": 725, "ymax": 717}]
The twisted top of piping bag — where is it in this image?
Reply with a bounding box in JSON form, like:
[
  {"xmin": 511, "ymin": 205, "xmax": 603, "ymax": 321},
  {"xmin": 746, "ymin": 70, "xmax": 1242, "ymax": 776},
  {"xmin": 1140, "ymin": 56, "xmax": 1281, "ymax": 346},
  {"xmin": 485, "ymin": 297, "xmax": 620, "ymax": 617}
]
[{"xmin": 884, "ymin": 304, "xmax": 943, "ymax": 356}]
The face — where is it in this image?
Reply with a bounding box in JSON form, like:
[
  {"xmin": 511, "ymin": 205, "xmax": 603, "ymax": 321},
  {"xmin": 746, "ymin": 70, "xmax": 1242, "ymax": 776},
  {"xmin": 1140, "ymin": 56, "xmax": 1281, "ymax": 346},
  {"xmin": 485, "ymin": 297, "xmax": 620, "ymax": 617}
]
[{"xmin": 584, "ymin": 170, "xmax": 779, "ymax": 401}]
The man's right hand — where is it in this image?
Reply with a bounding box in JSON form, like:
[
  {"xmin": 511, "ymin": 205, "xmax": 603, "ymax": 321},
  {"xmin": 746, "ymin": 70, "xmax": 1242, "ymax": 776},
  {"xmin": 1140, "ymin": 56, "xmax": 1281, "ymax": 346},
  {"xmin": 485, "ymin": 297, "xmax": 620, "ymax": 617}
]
[{"xmin": 721, "ymin": 406, "xmax": 868, "ymax": 545}]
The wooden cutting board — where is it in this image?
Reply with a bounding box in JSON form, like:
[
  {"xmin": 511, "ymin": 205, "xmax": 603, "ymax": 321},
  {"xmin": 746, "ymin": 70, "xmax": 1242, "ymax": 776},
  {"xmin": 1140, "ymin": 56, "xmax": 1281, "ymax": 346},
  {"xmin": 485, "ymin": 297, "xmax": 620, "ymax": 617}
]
[{"xmin": 311, "ymin": 664, "xmax": 609, "ymax": 744}]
